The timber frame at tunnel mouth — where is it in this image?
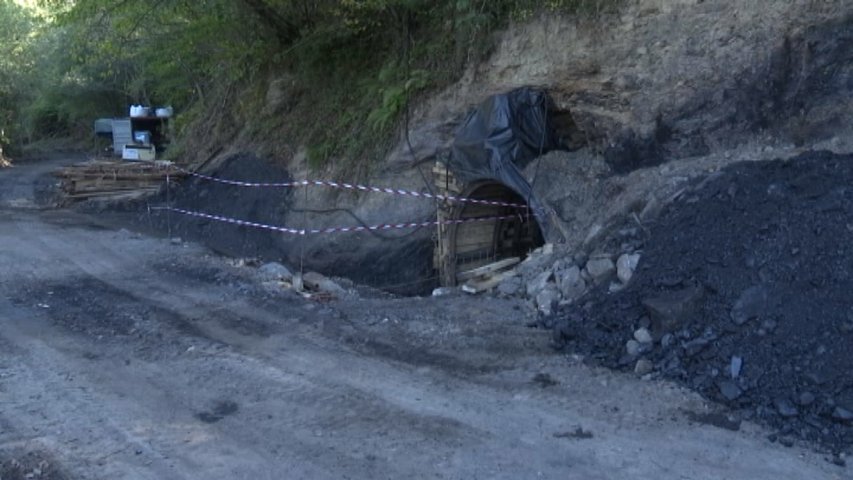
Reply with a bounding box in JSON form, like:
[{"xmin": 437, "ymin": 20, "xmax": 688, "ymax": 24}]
[{"xmin": 433, "ymin": 162, "xmax": 544, "ymax": 287}]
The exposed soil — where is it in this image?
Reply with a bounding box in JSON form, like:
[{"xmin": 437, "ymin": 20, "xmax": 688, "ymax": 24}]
[{"xmin": 549, "ymin": 150, "xmax": 853, "ymax": 456}]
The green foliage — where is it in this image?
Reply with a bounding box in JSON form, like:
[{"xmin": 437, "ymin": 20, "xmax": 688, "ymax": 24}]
[
  {"xmin": 307, "ymin": 141, "xmax": 336, "ymax": 169},
  {"xmin": 1, "ymin": 0, "xmax": 622, "ymax": 166},
  {"xmin": 51, "ymin": 0, "xmax": 276, "ymax": 105},
  {"xmin": 367, "ymin": 65, "xmax": 429, "ymax": 132},
  {"xmin": 0, "ymin": 0, "xmax": 41, "ymax": 151}
]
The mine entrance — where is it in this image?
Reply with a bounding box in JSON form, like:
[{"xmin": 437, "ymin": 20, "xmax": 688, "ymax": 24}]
[{"xmin": 436, "ymin": 178, "xmax": 544, "ymax": 286}]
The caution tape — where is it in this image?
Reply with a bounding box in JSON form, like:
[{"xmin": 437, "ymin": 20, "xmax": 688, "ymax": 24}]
[
  {"xmin": 166, "ymin": 165, "xmax": 528, "ymax": 209},
  {"xmin": 153, "ymin": 206, "xmax": 523, "ymax": 236}
]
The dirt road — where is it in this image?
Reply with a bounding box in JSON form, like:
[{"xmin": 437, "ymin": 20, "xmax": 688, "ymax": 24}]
[{"xmin": 0, "ymin": 158, "xmax": 844, "ymax": 479}]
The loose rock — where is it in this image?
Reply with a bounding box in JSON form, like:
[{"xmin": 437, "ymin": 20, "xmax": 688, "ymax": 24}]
[
  {"xmin": 730, "ymin": 356, "xmax": 743, "ymax": 379},
  {"xmin": 774, "ymin": 398, "xmax": 799, "ymax": 418},
  {"xmin": 634, "ymin": 359, "xmax": 654, "ymax": 375},
  {"xmin": 796, "ymin": 392, "xmax": 815, "ymax": 406},
  {"xmin": 526, "ymin": 270, "xmax": 554, "ymax": 298},
  {"xmin": 626, "ymin": 340, "xmax": 642, "ymax": 356},
  {"xmin": 731, "ymin": 285, "xmax": 773, "ymax": 325},
  {"xmin": 258, "ymin": 262, "xmax": 293, "ymax": 282},
  {"xmin": 432, "ymin": 287, "xmax": 456, "ymax": 297},
  {"xmin": 616, "ymin": 253, "xmax": 641, "ymax": 284},
  {"xmin": 633, "ymin": 327, "xmax": 653, "ymax": 344},
  {"xmin": 718, "ymin": 381, "xmax": 743, "ymax": 401},
  {"xmin": 497, "ymin": 276, "xmax": 522, "ymax": 296},
  {"xmin": 303, "ymin": 271, "xmax": 346, "ymax": 295},
  {"xmin": 682, "ymin": 337, "xmax": 710, "ymax": 357},
  {"xmin": 557, "ymin": 265, "xmax": 587, "ymax": 301},
  {"xmin": 832, "ymin": 407, "xmax": 853, "ymax": 423},
  {"xmin": 585, "ymin": 257, "xmax": 615, "ymax": 284},
  {"xmin": 641, "ymin": 284, "xmax": 704, "ymax": 333},
  {"xmin": 536, "ymin": 286, "xmax": 561, "ymax": 316}
]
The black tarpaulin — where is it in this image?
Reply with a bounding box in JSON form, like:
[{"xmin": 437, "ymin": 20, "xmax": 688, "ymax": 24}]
[{"xmin": 447, "ymin": 87, "xmax": 560, "ymax": 235}]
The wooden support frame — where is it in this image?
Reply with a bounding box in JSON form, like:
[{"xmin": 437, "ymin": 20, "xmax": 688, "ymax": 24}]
[{"xmin": 433, "ymin": 161, "xmax": 543, "ymax": 288}]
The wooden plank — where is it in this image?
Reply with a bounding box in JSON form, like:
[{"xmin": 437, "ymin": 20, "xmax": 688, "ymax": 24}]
[
  {"xmin": 455, "ymin": 234, "xmax": 497, "ymax": 248},
  {"xmin": 456, "ymin": 257, "xmax": 520, "ymax": 283},
  {"xmin": 454, "ymin": 233, "xmax": 497, "ymax": 248},
  {"xmin": 455, "ymin": 252, "xmax": 493, "ymax": 265},
  {"xmin": 461, "ymin": 269, "xmax": 518, "ymax": 294},
  {"xmin": 65, "ymin": 188, "xmax": 160, "ymax": 199},
  {"xmin": 455, "ymin": 232, "xmax": 495, "ymax": 246},
  {"xmin": 457, "ymin": 259, "xmax": 494, "ymax": 273},
  {"xmin": 455, "ymin": 243, "xmax": 494, "ymax": 254},
  {"xmin": 455, "ymin": 223, "xmax": 496, "ymax": 236},
  {"xmin": 58, "ymin": 173, "xmax": 181, "ymax": 180}
]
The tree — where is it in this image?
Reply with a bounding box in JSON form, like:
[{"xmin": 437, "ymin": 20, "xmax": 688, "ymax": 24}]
[{"xmin": 0, "ymin": 0, "xmax": 40, "ymax": 153}]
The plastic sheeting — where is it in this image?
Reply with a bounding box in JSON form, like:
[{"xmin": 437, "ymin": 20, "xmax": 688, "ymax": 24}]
[{"xmin": 447, "ymin": 87, "xmax": 560, "ymax": 235}]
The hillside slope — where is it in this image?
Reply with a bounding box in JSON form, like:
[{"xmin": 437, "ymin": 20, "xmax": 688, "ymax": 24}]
[{"xmin": 165, "ymin": 0, "xmax": 853, "ymax": 291}]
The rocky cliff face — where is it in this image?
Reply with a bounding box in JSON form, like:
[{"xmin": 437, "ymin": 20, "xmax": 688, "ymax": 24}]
[
  {"xmin": 192, "ymin": 0, "xmax": 853, "ymax": 291},
  {"xmin": 403, "ymin": 0, "xmax": 852, "ymax": 168}
]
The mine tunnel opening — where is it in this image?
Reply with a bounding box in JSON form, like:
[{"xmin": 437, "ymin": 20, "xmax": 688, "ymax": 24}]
[
  {"xmin": 549, "ymin": 107, "xmax": 588, "ymax": 151},
  {"xmin": 445, "ymin": 181, "xmax": 544, "ymax": 284}
]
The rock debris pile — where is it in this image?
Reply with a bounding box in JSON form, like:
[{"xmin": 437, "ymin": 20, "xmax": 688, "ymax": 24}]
[{"xmin": 547, "ymin": 151, "xmax": 853, "ymax": 454}]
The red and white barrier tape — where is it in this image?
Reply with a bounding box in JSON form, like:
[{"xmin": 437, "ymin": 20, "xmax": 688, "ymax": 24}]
[
  {"xmin": 154, "ymin": 206, "xmax": 523, "ymax": 236},
  {"xmin": 167, "ymin": 165, "xmax": 528, "ymax": 210}
]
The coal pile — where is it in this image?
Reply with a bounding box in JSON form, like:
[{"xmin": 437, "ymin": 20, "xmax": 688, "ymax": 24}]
[
  {"xmin": 550, "ymin": 151, "xmax": 853, "ymax": 454},
  {"xmin": 160, "ymin": 153, "xmax": 297, "ymax": 260},
  {"xmin": 141, "ymin": 153, "xmax": 434, "ymax": 294}
]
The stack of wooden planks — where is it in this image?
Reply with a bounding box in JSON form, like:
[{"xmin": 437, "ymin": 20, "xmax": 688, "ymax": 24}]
[
  {"xmin": 54, "ymin": 160, "xmax": 183, "ymax": 202},
  {"xmin": 459, "ymin": 257, "xmax": 521, "ymax": 294}
]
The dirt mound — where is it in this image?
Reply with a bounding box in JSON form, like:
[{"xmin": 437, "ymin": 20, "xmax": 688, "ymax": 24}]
[{"xmin": 548, "ymin": 150, "xmax": 853, "ymax": 454}]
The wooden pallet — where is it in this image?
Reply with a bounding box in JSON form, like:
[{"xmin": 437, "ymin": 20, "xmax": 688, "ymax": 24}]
[{"xmin": 54, "ymin": 160, "xmax": 184, "ymax": 203}]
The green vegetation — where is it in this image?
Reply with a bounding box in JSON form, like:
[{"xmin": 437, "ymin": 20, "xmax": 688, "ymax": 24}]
[
  {"xmin": 0, "ymin": 0, "xmax": 39, "ymax": 159},
  {"xmin": 0, "ymin": 0, "xmax": 620, "ymax": 169}
]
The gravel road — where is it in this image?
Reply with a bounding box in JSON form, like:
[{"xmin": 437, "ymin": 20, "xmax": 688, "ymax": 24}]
[{"xmin": 0, "ymin": 157, "xmax": 844, "ymax": 479}]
